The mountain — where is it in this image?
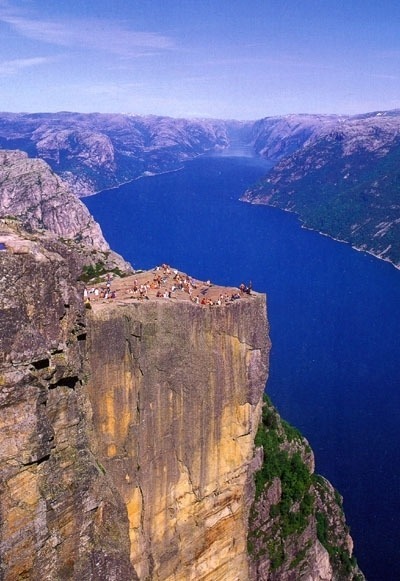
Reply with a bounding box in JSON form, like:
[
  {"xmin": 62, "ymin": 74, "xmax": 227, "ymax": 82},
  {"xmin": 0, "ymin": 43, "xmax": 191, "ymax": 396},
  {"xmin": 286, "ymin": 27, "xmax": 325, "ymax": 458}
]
[
  {"xmin": 244, "ymin": 110, "xmax": 400, "ymax": 268},
  {"xmin": 0, "ymin": 112, "xmax": 249, "ymax": 195},
  {"xmin": 250, "ymin": 113, "xmax": 341, "ymax": 160}
]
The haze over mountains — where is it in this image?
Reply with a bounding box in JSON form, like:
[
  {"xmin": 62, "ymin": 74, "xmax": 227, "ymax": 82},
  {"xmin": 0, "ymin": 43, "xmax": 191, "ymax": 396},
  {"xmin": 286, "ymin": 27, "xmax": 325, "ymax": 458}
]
[{"xmin": 1, "ymin": 109, "xmax": 400, "ymax": 267}]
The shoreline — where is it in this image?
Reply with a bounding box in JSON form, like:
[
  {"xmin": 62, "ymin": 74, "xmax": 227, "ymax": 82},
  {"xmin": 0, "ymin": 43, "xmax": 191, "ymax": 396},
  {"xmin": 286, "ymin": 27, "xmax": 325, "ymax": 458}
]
[
  {"xmin": 241, "ymin": 197, "xmax": 400, "ymax": 272},
  {"xmin": 76, "ymin": 147, "xmax": 221, "ymax": 198},
  {"xmin": 76, "ymin": 148, "xmax": 267, "ymax": 199}
]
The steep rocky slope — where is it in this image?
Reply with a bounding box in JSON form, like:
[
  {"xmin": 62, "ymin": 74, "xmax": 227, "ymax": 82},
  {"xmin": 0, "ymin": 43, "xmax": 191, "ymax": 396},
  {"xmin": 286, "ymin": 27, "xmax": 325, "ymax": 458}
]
[
  {"xmin": 244, "ymin": 109, "xmax": 400, "ymax": 267},
  {"xmin": 250, "ymin": 113, "xmax": 340, "ymax": 160},
  {"xmin": 0, "ymin": 221, "xmax": 138, "ymax": 580},
  {"xmin": 248, "ymin": 397, "xmax": 364, "ymax": 580},
  {"xmin": 0, "ymin": 149, "xmax": 130, "ymax": 272}
]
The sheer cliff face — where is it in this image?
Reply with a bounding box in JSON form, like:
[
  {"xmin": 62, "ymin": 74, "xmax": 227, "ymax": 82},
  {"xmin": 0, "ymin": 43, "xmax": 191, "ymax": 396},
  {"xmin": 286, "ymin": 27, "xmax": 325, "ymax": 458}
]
[
  {"xmin": 0, "ymin": 221, "xmax": 270, "ymax": 580},
  {"xmin": 0, "ymin": 222, "xmax": 137, "ymax": 580},
  {"xmin": 87, "ymin": 297, "xmax": 270, "ymax": 580}
]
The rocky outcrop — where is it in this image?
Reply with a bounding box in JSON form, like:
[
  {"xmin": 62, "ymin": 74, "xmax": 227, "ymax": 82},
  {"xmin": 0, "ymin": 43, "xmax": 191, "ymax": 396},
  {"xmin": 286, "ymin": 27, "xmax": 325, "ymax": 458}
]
[
  {"xmin": 0, "ymin": 149, "xmax": 131, "ymax": 273},
  {"xmin": 86, "ymin": 293, "xmax": 269, "ymax": 580},
  {"xmin": 0, "ymin": 220, "xmax": 271, "ymax": 580},
  {"xmin": 0, "ymin": 149, "xmax": 108, "ymax": 249}
]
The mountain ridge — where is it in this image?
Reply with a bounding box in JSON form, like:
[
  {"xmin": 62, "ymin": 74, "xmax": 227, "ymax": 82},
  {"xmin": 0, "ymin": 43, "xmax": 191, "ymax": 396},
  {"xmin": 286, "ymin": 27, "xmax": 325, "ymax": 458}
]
[
  {"xmin": 0, "ymin": 112, "xmax": 251, "ymax": 195},
  {"xmin": 1, "ymin": 109, "xmax": 400, "ymax": 268}
]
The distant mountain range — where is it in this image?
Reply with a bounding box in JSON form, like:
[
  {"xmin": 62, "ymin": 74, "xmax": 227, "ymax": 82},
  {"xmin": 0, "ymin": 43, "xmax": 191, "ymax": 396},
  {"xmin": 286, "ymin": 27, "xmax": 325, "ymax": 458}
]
[
  {"xmin": 1, "ymin": 109, "xmax": 400, "ymax": 267},
  {"xmin": 0, "ymin": 112, "xmax": 251, "ymax": 195}
]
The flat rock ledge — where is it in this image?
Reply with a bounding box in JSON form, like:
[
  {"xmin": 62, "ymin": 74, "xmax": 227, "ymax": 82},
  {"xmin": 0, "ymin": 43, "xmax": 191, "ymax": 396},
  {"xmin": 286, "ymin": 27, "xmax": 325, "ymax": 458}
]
[{"xmin": 84, "ymin": 265, "xmax": 258, "ymax": 310}]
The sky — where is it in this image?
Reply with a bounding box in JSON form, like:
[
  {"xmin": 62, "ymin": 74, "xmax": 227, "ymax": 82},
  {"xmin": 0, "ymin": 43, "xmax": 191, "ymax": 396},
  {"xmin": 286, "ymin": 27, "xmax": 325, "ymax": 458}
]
[{"xmin": 0, "ymin": 0, "xmax": 400, "ymax": 119}]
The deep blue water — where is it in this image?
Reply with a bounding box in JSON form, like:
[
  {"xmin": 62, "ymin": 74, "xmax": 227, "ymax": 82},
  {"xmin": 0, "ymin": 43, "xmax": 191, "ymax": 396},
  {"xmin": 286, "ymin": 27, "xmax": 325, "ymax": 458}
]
[{"xmin": 85, "ymin": 154, "xmax": 400, "ymax": 581}]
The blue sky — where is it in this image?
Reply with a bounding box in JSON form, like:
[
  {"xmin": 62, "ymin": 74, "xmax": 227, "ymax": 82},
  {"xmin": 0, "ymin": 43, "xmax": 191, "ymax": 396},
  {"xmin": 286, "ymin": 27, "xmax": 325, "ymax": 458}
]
[{"xmin": 0, "ymin": 0, "xmax": 399, "ymax": 119}]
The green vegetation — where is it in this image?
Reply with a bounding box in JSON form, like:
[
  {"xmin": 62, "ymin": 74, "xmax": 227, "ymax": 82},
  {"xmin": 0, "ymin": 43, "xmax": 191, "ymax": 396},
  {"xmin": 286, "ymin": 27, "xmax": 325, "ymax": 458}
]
[
  {"xmin": 78, "ymin": 262, "xmax": 125, "ymax": 283},
  {"xmin": 316, "ymin": 511, "xmax": 359, "ymax": 576},
  {"xmin": 1, "ymin": 214, "xmax": 19, "ymax": 221},
  {"xmin": 96, "ymin": 460, "xmax": 106, "ymax": 475},
  {"xmin": 248, "ymin": 395, "xmax": 361, "ymax": 578},
  {"xmin": 253, "ymin": 138, "xmax": 400, "ymax": 265},
  {"xmin": 289, "ymin": 541, "xmax": 312, "ymax": 570},
  {"xmin": 249, "ymin": 395, "xmax": 314, "ymax": 568},
  {"xmin": 79, "ymin": 262, "xmax": 107, "ymax": 282},
  {"xmin": 254, "ymin": 396, "xmax": 312, "ymax": 527}
]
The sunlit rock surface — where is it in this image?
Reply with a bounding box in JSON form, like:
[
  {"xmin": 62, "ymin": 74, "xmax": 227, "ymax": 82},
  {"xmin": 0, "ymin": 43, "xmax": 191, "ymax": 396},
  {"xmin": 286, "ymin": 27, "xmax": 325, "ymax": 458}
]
[{"xmin": 87, "ymin": 283, "xmax": 270, "ymax": 580}]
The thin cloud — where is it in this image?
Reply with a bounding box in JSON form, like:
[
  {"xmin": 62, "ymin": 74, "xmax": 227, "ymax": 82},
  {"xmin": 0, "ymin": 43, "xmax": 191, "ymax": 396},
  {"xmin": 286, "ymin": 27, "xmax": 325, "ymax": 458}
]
[
  {"xmin": 78, "ymin": 81, "xmax": 145, "ymax": 98},
  {"xmin": 0, "ymin": 56, "xmax": 54, "ymax": 75},
  {"xmin": 202, "ymin": 54, "xmax": 333, "ymax": 70},
  {"xmin": 0, "ymin": 6, "xmax": 175, "ymax": 58}
]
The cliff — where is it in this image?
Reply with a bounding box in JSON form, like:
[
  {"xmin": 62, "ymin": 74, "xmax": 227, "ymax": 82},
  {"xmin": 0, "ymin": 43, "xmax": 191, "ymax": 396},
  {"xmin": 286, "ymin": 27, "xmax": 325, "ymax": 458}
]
[
  {"xmin": 0, "ymin": 221, "xmax": 270, "ymax": 580},
  {"xmin": 0, "ymin": 221, "xmax": 363, "ymax": 580},
  {"xmin": 86, "ymin": 284, "xmax": 269, "ymax": 580},
  {"xmin": 0, "ymin": 221, "xmax": 137, "ymax": 580}
]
